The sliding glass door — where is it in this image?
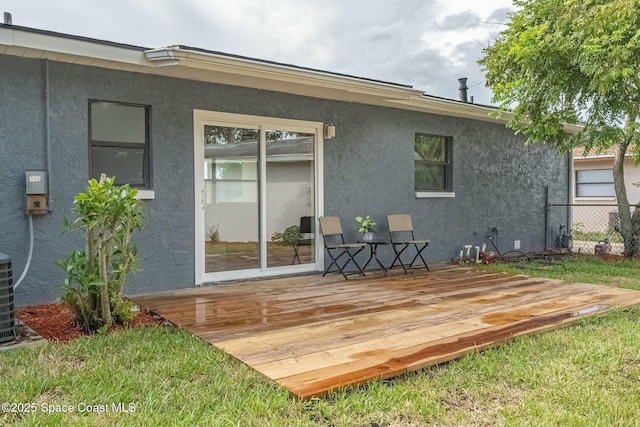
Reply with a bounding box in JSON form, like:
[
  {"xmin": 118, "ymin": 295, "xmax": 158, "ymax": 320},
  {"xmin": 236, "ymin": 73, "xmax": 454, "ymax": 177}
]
[
  {"xmin": 194, "ymin": 111, "xmax": 323, "ymax": 283},
  {"xmin": 265, "ymin": 130, "xmax": 315, "ymax": 267},
  {"xmin": 203, "ymin": 125, "xmax": 260, "ymax": 272}
]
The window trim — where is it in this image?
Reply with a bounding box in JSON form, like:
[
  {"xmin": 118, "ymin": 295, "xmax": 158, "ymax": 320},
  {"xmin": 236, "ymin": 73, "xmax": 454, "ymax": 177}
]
[
  {"xmin": 88, "ymin": 100, "xmax": 151, "ymax": 189},
  {"xmin": 414, "ymin": 133, "xmax": 453, "ymax": 193}
]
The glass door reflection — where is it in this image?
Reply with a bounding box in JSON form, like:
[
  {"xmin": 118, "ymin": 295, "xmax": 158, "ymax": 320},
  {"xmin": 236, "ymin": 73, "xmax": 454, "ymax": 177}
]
[
  {"xmin": 204, "ymin": 125, "xmax": 259, "ymax": 273},
  {"xmin": 266, "ymin": 130, "xmax": 315, "ymax": 267}
]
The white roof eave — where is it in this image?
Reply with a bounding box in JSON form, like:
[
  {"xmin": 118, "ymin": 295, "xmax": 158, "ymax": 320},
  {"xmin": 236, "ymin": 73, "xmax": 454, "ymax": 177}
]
[
  {"xmin": 0, "ymin": 25, "xmax": 586, "ymax": 131},
  {"xmin": 144, "ymin": 46, "xmax": 424, "ymax": 101},
  {"xmin": 0, "ymin": 25, "xmax": 148, "ymax": 66}
]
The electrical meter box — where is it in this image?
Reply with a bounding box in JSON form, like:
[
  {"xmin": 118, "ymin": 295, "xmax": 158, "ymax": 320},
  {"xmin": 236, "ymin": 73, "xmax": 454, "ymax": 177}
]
[{"xmin": 25, "ymin": 170, "xmax": 48, "ymax": 215}]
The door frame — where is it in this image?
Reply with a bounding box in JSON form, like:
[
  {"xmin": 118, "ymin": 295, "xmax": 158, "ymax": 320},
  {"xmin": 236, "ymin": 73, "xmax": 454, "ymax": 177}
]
[{"xmin": 193, "ymin": 109, "xmax": 324, "ymax": 285}]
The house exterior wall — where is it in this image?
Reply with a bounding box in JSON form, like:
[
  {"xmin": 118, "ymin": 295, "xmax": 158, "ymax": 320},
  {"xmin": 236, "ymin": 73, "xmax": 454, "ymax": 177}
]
[
  {"xmin": 1, "ymin": 55, "xmax": 570, "ymax": 306},
  {"xmin": 573, "ymin": 157, "xmax": 640, "ymax": 203},
  {"xmin": 573, "ymin": 157, "xmax": 640, "ymax": 232}
]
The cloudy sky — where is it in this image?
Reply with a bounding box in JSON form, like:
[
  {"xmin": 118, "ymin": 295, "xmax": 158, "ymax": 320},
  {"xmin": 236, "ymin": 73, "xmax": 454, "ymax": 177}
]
[{"xmin": 2, "ymin": 0, "xmax": 514, "ymax": 105}]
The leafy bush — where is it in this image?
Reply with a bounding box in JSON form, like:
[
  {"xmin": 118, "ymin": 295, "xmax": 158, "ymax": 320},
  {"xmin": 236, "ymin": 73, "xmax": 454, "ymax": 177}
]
[
  {"xmin": 271, "ymin": 225, "xmax": 302, "ymax": 247},
  {"xmin": 58, "ymin": 176, "xmax": 144, "ymax": 332}
]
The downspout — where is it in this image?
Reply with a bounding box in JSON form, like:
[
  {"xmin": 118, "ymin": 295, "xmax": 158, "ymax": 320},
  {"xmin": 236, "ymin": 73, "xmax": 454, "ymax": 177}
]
[{"xmin": 45, "ymin": 59, "xmax": 53, "ymax": 211}]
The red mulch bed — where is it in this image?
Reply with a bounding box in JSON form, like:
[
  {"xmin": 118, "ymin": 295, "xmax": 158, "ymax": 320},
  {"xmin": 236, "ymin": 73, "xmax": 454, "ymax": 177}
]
[{"xmin": 16, "ymin": 302, "xmax": 167, "ymax": 344}]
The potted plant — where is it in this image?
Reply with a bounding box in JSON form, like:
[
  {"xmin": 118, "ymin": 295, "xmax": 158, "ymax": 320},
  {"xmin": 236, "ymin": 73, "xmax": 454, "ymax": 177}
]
[
  {"xmin": 271, "ymin": 225, "xmax": 303, "ymax": 247},
  {"xmin": 356, "ymin": 215, "xmax": 376, "ymax": 241}
]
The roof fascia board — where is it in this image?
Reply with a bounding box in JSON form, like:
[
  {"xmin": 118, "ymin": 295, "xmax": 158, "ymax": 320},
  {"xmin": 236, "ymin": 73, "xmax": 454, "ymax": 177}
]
[
  {"xmin": 0, "ymin": 25, "xmax": 587, "ymax": 131},
  {"xmin": 388, "ymin": 95, "xmax": 584, "ymax": 133},
  {"xmin": 0, "ymin": 26, "xmax": 147, "ymax": 65},
  {"xmin": 387, "ymin": 95, "xmax": 502, "ymax": 123},
  {"xmin": 574, "ymin": 155, "xmax": 615, "ymax": 160},
  {"xmin": 144, "ymin": 46, "xmax": 424, "ymax": 100},
  {"xmin": 573, "ymin": 154, "xmax": 632, "ymax": 160}
]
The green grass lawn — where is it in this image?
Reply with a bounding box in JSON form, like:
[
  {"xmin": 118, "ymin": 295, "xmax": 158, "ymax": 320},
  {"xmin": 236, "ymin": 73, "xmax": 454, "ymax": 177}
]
[
  {"xmin": 205, "ymin": 241, "xmax": 294, "ymax": 256},
  {"xmin": 2, "ymin": 255, "xmax": 640, "ymax": 426}
]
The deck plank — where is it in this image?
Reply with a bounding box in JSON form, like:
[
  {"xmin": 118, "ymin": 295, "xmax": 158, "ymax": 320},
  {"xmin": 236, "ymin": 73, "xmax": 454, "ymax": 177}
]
[
  {"xmin": 245, "ymin": 297, "xmax": 610, "ymax": 379},
  {"xmin": 133, "ymin": 265, "xmax": 640, "ymax": 399},
  {"xmin": 215, "ymin": 280, "xmax": 601, "ymax": 364}
]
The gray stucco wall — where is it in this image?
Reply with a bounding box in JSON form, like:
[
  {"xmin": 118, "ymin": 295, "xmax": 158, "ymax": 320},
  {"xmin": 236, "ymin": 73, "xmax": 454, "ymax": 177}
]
[{"xmin": 0, "ymin": 55, "xmax": 569, "ymax": 306}]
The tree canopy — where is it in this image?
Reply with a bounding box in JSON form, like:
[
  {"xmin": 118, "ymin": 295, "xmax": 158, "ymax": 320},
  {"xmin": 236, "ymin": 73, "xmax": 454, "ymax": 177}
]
[
  {"xmin": 480, "ymin": 0, "xmax": 640, "ymax": 256},
  {"xmin": 479, "ymin": 0, "xmax": 640, "ymax": 159}
]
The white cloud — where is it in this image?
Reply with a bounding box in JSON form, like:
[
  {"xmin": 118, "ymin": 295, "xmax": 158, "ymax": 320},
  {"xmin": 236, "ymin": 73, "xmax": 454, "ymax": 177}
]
[{"xmin": 1, "ymin": 0, "xmax": 513, "ymax": 104}]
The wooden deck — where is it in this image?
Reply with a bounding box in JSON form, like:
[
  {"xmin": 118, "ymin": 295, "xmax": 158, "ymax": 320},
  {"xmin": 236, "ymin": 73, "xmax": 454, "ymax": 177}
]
[{"xmin": 133, "ymin": 265, "xmax": 640, "ymax": 399}]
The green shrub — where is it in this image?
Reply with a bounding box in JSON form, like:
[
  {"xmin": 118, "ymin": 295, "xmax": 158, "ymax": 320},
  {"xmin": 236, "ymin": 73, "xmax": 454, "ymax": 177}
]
[
  {"xmin": 58, "ymin": 176, "xmax": 144, "ymax": 332},
  {"xmin": 271, "ymin": 225, "xmax": 302, "ymax": 247}
]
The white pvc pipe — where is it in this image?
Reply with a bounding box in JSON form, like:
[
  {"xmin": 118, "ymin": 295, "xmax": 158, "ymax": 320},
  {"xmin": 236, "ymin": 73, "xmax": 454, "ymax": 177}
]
[
  {"xmin": 464, "ymin": 245, "xmax": 472, "ymax": 257},
  {"xmin": 14, "ymin": 215, "xmax": 34, "ymax": 290}
]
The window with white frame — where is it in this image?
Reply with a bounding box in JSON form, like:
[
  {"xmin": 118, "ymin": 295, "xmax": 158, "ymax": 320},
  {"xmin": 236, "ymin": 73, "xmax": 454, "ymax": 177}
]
[
  {"xmin": 89, "ymin": 101, "xmax": 150, "ymax": 187},
  {"xmin": 575, "ymin": 169, "xmax": 615, "ymax": 197}
]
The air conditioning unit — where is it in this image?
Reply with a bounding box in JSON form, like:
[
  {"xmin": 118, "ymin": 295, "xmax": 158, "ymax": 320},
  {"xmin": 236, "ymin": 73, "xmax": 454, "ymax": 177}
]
[{"xmin": 0, "ymin": 252, "xmax": 15, "ymax": 344}]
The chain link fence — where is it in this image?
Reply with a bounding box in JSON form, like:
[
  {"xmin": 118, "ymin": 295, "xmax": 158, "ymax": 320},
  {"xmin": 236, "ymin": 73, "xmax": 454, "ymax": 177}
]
[{"xmin": 546, "ymin": 203, "xmax": 638, "ymax": 255}]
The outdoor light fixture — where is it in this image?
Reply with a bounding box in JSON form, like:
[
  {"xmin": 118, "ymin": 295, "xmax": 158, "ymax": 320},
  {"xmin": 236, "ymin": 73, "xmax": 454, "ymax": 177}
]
[{"xmin": 325, "ymin": 124, "xmax": 336, "ymax": 139}]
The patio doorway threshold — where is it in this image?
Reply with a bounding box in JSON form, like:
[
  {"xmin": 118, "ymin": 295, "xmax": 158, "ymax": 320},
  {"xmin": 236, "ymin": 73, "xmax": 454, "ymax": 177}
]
[{"xmin": 133, "ymin": 265, "xmax": 640, "ymax": 399}]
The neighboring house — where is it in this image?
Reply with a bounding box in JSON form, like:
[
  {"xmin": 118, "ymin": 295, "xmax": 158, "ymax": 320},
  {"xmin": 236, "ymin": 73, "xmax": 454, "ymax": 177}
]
[
  {"xmin": 1, "ymin": 24, "xmax": 572, "ymax": 306},
  {"xmin": 572, "ymin": 146, "xmax": 640, "ymax": 234}
]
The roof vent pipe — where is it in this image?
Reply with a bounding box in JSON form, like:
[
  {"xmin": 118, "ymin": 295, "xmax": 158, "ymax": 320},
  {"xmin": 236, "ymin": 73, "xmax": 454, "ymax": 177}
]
[
  {"xmin": 458, "ymin": 77, "xmax": 468, "ymax": 102},
  {"xmin": 3, "ymin": 12, "xmax": 12, "ymax": 25}
]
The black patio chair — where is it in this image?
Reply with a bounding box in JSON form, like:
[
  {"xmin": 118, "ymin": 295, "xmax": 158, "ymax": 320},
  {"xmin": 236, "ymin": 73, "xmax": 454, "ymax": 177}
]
[
  {"xmin": 387, "ymin": 214, "xmax": 430, "ymax": 273},
  {"xmin": 318, "ymin": 216, "xmax": 366, "ymax": 279},
  {"xmin": 292, "ymin": 215, "xmax": 314, "ymax": 264}
]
